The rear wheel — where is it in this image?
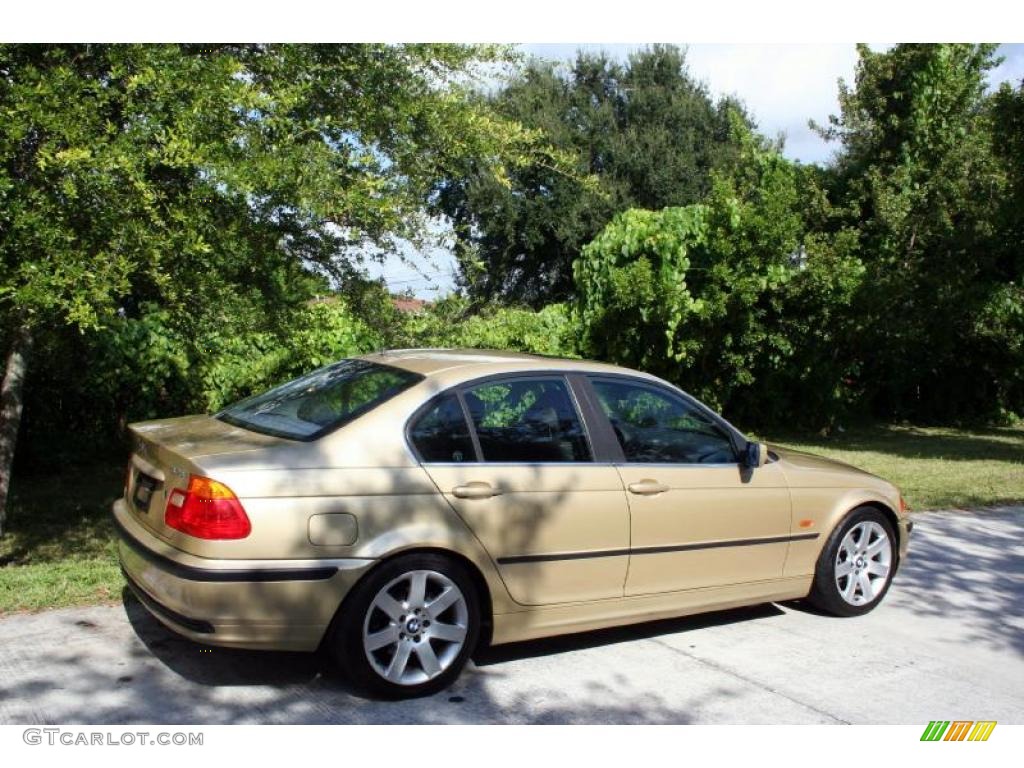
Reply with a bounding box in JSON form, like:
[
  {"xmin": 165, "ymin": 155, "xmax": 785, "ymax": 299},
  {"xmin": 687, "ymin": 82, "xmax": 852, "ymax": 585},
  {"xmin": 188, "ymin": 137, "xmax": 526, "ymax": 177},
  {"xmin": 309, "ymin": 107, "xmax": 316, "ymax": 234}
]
[
  {"xmin": 329, "ymin": 552, "xmax": 480, "ymax": 698},
  {"xmin": 807, "ymin": 507, "xmax": 896, "ymax": 617}
]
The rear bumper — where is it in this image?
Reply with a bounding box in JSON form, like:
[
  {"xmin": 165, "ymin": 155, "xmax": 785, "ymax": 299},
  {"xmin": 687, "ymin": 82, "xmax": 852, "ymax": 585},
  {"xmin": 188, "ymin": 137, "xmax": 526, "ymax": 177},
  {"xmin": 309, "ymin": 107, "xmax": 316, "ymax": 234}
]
[
  {"xmin": 113, "ymin": 499, "xmax": 374, "ymax": 651},
  {"xmin": 122, "ymin": 568, "xmax": 216, "ymax": 635}
]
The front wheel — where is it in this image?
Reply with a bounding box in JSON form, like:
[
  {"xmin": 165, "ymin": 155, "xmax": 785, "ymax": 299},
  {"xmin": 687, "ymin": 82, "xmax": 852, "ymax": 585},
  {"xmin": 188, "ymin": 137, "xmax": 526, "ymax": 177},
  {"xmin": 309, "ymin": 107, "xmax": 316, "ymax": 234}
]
[
  {"xmin": 807, "ymin": 508, "xmax": 896, "ymax": 617},
  {"xmin": 328, "ymin": 552, "xmax": 481, "ymax": 699}
]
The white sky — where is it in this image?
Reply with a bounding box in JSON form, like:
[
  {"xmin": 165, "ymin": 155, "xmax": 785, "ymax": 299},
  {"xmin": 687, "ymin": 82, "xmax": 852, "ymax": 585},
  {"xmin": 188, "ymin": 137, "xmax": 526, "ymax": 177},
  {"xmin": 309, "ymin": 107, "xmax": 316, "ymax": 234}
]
[{"xmin": 362, "ymin": 43, "xmax": 1024, "ymax": 297}]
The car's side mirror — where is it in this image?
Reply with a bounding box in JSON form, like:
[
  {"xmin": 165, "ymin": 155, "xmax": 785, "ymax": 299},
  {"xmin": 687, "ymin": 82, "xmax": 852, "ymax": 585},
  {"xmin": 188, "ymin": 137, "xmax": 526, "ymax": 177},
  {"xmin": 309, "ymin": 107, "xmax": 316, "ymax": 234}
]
[{"xmin": 743, "ymin": 441, "xmax": 769, "ymax": 469}]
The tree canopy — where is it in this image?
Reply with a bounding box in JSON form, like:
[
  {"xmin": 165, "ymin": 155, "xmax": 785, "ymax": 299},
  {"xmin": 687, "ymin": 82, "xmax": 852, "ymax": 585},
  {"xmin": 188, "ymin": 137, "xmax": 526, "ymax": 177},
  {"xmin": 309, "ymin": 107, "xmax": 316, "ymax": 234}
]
[
  {"xmin": 0, "ymin": 44, "xmax": 556, "ymax": 335},
  {"xmin": 576, "ymin": 44, "xmax": 1024, "ymax": 426},
  {"xmin": 819, "ymin": 44, "xmax": 1022, "ymax": 420},
  {"xmin": 0, "ymin": 43, "xmax": 564, "ymax": 529},
  {"xmin": 435, "ymin": 45, "xmax": 752, "ymax": 305}
]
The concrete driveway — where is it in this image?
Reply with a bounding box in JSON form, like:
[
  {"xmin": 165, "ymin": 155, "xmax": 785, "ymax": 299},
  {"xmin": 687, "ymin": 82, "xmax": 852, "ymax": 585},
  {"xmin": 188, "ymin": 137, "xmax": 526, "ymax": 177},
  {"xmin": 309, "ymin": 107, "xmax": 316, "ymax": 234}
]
[{"xmin": 1, "ymin": 509, "xmax": 1022, "ymax": 725}]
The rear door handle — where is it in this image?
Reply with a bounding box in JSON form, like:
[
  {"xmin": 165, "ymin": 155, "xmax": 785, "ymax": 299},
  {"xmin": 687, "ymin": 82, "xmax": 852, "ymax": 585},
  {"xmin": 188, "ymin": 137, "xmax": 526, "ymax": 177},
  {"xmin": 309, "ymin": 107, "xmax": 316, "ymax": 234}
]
[
  {"xmin": 627, "ymin": 479, "xmax": 670, "ymax": 496},
  {"xmin": 452, "ymin": 482, "xmax": 501, "ymax": 499}
]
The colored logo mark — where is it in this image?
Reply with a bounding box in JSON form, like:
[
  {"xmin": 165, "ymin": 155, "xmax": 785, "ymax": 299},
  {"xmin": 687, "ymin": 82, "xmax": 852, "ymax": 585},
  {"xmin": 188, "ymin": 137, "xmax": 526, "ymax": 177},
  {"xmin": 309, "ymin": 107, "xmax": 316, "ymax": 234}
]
[{"xmin": 920, "ymin": 721, "xmax": 997, "ymax": 742}]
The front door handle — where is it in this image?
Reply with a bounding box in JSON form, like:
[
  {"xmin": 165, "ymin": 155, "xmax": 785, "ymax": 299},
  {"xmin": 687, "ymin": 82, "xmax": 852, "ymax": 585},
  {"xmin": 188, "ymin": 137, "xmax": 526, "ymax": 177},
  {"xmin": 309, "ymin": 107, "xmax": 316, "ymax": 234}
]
[
  {"xmin": 452, "ymin": 482, "xmax": 501, "ymax": 500},
  {"xmin": 627, "ymin": 479, "xmax": 670, "ymax": 496}
]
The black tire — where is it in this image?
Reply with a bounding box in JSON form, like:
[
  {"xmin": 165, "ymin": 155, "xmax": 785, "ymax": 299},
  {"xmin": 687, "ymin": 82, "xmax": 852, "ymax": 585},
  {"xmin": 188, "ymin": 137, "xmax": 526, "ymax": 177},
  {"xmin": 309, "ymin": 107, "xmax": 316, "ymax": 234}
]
[
  {"xmin": 328, "ymin": 552, "xmax": 481, "ymax": 699},
  {"xmin": 806, "ymin": 507, "xmax": 897, "ymax": 617}
]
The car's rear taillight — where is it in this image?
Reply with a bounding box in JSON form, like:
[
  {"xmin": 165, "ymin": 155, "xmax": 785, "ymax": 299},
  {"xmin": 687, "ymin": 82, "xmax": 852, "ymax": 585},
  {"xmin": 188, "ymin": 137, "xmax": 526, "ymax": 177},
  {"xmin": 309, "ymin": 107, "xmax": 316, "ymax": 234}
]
[
  {"xmin": 899, "ymin": 495, "xmax": 910, "ymax": 514},
  {"xmin": 165, "ymin": 474, "xmax": 251, "ymax": 539}
]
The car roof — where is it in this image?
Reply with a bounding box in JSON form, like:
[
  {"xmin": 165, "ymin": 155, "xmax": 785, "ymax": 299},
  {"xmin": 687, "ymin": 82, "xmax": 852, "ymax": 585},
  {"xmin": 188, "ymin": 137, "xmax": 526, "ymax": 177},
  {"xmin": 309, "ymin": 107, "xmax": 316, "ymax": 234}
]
[{"xmin": 356, "ymin": 348, "xmax": 654, "ymax": 382}]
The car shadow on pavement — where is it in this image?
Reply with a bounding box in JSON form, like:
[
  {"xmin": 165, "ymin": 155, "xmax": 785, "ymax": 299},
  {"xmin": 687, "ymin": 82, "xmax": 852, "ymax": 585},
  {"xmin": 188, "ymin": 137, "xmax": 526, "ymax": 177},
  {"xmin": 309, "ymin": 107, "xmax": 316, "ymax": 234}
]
[
  {"xmin": 122, "ymin": 590, "xmax": 339, "ymax": 689},
  {"xmin": 474, "ymin": 603, "xmax": 783, "ymax": 666},
  {"xmin": 124, "ymin": 587, "xmax": 780, "ymax": 687},
  {"xmin": 117, "ymin": 588, "xmax": 731, "ymax": 723}
]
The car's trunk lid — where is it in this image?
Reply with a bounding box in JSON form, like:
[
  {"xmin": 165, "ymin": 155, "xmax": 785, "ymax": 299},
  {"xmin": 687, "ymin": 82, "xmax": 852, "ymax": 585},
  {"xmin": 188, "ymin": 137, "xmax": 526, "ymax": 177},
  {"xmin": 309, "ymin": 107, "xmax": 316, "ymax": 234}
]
[{"xmin": 124, "ymin": 414, "xmax": 284, "ymax": 543}]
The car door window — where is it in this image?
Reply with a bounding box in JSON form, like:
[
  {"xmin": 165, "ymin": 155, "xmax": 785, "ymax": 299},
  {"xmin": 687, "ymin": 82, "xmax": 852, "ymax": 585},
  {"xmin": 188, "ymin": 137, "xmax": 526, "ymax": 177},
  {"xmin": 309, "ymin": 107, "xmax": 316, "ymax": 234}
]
[
  {"xmin": 591, "ymin": 378, "xmax": 737, "ymax": 464},
  {"xmin": 463, "ymin": 377, "xmax": 591, "ymax": 462},
  {"xmin": 409, "ymin": 393, "xmax": 475, "ymax": 463}
]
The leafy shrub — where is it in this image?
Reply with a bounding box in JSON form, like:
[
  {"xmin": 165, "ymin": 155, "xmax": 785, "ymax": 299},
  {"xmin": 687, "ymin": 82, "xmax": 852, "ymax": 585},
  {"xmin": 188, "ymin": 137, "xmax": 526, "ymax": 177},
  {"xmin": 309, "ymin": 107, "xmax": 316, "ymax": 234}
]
[
  {"xmin": 573, "ymin": 134, "xmax": 867, "ymax": 428},
  {"xmin": 16, "ymin": 296, "xmax": 384, "ymax": 468},
  {"xmin": 400, "ymin": 296, "xmax": 581, "ymax": 358}
]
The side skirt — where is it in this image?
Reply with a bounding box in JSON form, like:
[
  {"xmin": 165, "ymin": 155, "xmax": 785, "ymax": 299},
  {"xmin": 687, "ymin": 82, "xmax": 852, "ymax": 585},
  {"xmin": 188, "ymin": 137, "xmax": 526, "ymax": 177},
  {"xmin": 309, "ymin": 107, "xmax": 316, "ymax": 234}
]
[{"xmin": 489, "ymin": 575, "xmax": 812, "ymax": 646}]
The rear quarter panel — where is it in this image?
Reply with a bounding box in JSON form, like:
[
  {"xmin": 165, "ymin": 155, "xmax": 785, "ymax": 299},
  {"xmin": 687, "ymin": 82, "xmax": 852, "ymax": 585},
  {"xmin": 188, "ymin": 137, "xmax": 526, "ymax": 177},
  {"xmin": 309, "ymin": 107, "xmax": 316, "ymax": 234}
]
[{"xmin": 218, "ymin": 465, "xmax": 517, "ymax": 613}]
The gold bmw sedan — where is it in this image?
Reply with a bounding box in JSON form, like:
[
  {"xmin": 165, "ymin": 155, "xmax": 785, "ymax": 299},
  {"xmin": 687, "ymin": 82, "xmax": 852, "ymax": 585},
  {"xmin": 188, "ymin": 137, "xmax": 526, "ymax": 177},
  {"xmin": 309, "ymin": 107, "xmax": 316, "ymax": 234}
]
[{"xmin": 115, "ymin": 349, "xmax": 912, "ymax": 697}]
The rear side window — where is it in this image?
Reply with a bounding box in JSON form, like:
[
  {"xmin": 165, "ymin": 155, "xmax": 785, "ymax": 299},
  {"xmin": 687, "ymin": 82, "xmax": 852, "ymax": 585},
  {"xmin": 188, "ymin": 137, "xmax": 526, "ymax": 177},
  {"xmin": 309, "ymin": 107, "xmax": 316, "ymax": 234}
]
[
  {"xmin": 219, "ymin": 359, "xmax": 422, "ymax": 440},
  {"xmin": 463, "ymin": 377, "xmax": 591, "ymax": 463},
  {"xmin": 409, "ymin": 393, "xmax": 475, "ymax": 463}
]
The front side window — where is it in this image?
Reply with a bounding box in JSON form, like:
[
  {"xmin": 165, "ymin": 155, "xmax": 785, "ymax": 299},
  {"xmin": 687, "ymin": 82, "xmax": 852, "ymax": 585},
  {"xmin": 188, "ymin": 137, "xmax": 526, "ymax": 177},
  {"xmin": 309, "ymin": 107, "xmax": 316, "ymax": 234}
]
[
  {"xmin": 219, "ymin": 359, "xmax": 422, "ymax": 440},
  {"xmin": 463, "ymin": 377, "xmax": 591, "ymax": 463},
  {"xmin": 409, "ymin": 393, "xmax": 475, "ymax": 463},
  {"xmin": 591, "ymin": 378, "xmax": 737, "ymax": 464}
]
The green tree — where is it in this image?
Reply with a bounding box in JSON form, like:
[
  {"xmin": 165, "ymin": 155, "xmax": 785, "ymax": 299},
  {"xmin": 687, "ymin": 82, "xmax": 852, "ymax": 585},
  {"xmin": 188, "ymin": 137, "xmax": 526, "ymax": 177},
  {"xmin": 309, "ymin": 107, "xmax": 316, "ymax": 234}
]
[
  {"xmin": 817, "ymin": 44, "xmax": 1018, "ymax": 420},
  {"xmin": 574, "ymin": 121, "xmax": 831, "ymax": 419},
  {"xmin": 0, "ymin": 44, "xmax": 561, "ymax": 532},
  {"xmin": 436, "ymin": 45, "xmax": 751, "ymax": 305},
  {"xmin": 987, "ymin": 79, "xmax": 1024, "ymax": 417}
]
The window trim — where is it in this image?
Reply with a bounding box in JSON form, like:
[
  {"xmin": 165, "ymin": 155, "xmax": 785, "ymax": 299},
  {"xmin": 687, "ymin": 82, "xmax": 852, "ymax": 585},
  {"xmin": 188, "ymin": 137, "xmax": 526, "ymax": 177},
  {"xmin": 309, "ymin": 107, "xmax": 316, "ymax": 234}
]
[
  {"xmin": 566, "ymin": 372, "xmax": 626, "ymax": 463},
  {"xmin": 405, "ymin": 371, "xmax": 599, "ymax": 466},
  {"xmin": 583, "ymin": 373, "xmax": 747, "ymax": 466}
]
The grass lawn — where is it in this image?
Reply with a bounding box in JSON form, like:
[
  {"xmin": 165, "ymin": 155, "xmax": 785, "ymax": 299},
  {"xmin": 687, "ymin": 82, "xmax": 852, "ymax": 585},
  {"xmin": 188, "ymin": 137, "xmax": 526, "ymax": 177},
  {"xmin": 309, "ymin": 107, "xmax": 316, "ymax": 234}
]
[
  {"xmin": 1, "ymin": 423, "xmax": 1021, "ymax": 614},
  {"xmin": 765, "ymin": 424, "xmax": 1024, "ymax": 511},
  {"xmin": 0, "ymin": 463, "xmax": 123, "ymax": 614}
]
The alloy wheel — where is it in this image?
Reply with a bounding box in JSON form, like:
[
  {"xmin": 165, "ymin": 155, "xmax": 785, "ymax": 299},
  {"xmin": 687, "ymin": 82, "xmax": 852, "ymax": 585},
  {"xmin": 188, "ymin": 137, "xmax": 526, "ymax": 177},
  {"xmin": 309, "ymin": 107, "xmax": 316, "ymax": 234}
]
[
  {"xmin": 834, "ymin": 520, "xmax": 892, "ymax": 606},
  {"xmin": 361, "ymin": 569, "xmax": 469, "ymax": 686}
]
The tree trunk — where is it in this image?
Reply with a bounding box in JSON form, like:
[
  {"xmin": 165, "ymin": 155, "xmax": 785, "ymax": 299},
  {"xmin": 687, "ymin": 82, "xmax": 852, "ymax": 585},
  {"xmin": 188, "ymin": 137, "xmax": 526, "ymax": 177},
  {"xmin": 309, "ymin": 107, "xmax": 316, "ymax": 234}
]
[{"xmin": 0, "ymin": 324, "xmax": 32, "ymax": 538}]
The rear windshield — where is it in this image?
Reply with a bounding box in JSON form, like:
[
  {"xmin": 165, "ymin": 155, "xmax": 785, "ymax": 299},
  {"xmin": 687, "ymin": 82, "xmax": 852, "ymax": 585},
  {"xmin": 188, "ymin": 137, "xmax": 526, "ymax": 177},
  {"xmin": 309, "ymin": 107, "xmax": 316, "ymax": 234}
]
[{"xmin": 218, "ymin": 359, "xmax": 423, "ymax": 440}]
